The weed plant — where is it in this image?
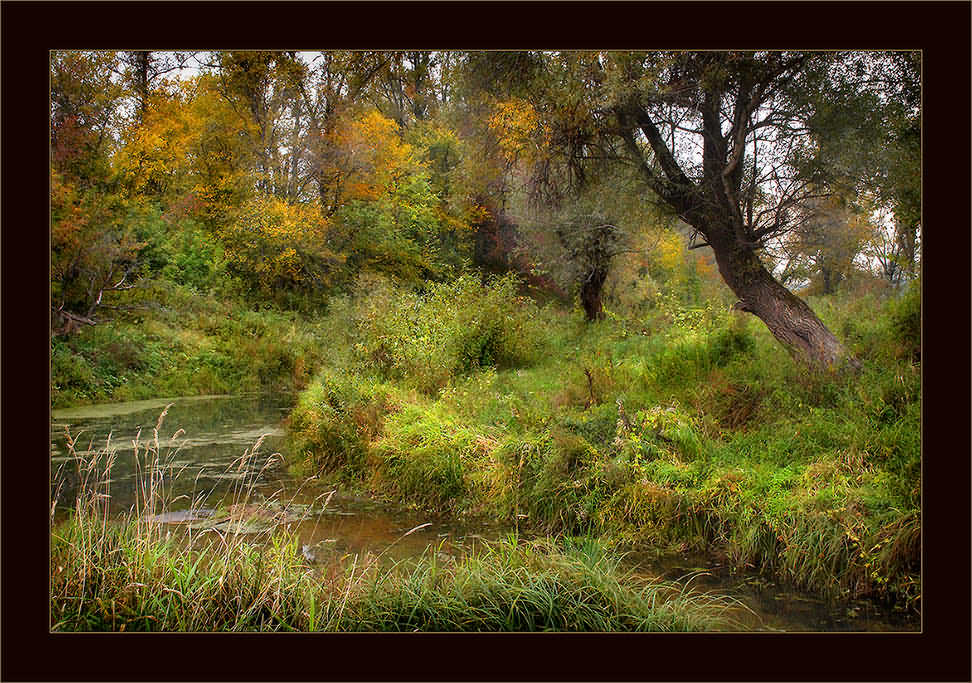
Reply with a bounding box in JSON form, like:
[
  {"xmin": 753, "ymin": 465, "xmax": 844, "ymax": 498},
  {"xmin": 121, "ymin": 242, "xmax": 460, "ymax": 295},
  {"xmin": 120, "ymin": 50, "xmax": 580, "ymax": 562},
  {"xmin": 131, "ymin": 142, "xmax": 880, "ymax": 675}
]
[
  {"xmin": 289, "ymin": 280, "xmax": 920, "ymax": 611},
  {"xmin": 50, "ymin": 412, "xmax": 741, "ymax": 632}
]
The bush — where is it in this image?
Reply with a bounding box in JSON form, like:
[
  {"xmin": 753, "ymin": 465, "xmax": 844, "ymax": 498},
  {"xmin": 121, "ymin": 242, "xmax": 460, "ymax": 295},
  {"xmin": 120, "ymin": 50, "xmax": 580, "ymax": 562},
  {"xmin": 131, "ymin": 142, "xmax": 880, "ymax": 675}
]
[
  {"xmin": 373, "ymin": 405, "xmax": 480, "ymax": 513},
  {"xmin": 352, "ymin": 273, "xmax": 542, "ymax": 394},
  {"xmin": 617, "ymin": 404, "xmax": 706, "ymax": 464},
  {"xmin": 888, "ymin": 278, "xmax": 920, "ymax": 362},
  {"xmin": 289, "ymin": 369, "xmax": 399, "ymax": 478}
]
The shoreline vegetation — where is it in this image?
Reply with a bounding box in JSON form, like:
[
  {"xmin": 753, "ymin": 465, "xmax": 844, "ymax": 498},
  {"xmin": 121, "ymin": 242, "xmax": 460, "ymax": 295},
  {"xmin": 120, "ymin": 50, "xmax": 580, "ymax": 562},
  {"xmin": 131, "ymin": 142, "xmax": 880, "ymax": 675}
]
[
  {"xmin": 51, "ymin": 274, "xmax": 920, "ymax": 629},
  {"xmin": 51, "ymin": 428, "xmax": 745, "ymax": 632},
  {"xmin": 50, "ymin": 50, "xmax": 921, "ymax": 631},
  {"xmin": 285, "ymin": 275, "xmax": 920, "ymax": 613}
]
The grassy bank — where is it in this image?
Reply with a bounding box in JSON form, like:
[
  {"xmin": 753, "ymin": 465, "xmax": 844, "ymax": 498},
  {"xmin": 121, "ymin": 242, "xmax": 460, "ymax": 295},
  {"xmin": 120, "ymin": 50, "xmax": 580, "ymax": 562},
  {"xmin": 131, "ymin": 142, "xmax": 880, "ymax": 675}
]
[
  {"xmin": 50, "ymin": 423, "xmax": 742, "ymax": 632},
  {"xmin": 51, "ymin": 278, "xmax": 330, "ymax": 408},
  {"xmin": 288, "ymin": 276, "xmax": 921, "ymax": 610},
  {"xmin": 51, "ymin": 519, "xmax": 741, "ymax": 632}
]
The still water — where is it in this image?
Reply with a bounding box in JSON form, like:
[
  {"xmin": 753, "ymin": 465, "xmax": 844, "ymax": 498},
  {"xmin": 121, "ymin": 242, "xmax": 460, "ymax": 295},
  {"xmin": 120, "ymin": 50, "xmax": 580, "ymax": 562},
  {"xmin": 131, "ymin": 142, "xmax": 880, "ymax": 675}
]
[{"xmin": 50, "ymin": 394, "xmax": 919, "ymax": 632}]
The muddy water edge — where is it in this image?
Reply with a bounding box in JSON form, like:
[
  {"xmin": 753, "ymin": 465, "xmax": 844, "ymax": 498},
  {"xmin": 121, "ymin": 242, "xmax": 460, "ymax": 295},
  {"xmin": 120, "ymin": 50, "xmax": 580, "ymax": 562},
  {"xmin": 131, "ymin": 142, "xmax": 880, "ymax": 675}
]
[{"xmin": 50, "ymin": 394, "xmax": 919, "ymax": 632}]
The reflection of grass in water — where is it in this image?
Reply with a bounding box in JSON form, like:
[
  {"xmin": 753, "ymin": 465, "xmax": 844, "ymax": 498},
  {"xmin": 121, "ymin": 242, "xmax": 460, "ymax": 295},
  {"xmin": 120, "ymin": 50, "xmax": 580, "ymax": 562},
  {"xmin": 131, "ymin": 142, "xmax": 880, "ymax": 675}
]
[
  {"xmin": 51, "ymin": 395, "xmax": 235, "ymax": 420},
  {"xmin": 50, "ymin": 410, "xmax": 744, "ymax": 632}
]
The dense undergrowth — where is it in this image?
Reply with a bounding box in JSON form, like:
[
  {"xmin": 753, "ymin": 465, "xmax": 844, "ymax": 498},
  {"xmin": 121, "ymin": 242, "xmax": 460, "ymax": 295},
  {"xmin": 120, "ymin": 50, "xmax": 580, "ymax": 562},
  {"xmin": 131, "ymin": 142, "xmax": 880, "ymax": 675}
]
[
  {"xmin": 51, "ymin": 278, "xmax": 331, "ymax": 408},
  {"xmin": 50, "ymin": 266, "xmax": 921, "ymax": 615},
  {"xmin": 50, "ymin": 430, "xmax": 738, "ymax": 632},
  {"xmin": 288, "ymin": 275, "xmax": 922, "ymax": 611}
]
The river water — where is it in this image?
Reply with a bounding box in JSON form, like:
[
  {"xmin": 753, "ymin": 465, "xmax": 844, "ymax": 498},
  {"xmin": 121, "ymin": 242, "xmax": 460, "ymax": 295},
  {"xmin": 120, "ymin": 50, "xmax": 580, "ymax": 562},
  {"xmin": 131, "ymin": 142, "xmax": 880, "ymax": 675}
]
[{"xmin": 50, "ymin": 394, "xmax": 919, "ymax": 632}]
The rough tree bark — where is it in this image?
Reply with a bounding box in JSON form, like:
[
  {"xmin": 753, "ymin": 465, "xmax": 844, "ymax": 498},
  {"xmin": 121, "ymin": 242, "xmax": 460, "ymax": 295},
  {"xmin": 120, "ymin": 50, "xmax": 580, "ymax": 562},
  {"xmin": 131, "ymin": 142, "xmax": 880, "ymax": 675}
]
[
  {"xmin": 580, "ymin": 265, "xmax": 608, "ymax": 321},
  {"xmin": 706, "ymin": 230, "xmax": 853, "ymax": 368},
  {"xmin": 612, "ymin": 52, "xmax": 858, "ymax": 370}
]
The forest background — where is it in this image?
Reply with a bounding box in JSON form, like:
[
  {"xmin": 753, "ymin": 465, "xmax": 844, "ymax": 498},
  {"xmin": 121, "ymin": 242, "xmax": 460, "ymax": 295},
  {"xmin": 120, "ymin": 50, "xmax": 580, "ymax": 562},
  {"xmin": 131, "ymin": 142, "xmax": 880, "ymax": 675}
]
[{"xmin": 46, "ymin": 50, "xmax": 927, "ymax": 616}]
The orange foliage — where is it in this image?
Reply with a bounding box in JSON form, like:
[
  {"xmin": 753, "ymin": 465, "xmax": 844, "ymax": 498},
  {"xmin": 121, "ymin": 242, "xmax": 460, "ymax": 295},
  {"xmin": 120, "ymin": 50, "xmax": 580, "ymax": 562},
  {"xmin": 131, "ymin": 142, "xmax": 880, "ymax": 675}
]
[
  {"xmin": 329, "ymin": 111, "xmax": 417, "ymax": 202},
  {"xmin": 487, "ymin": 98, "xmax": 551, "ymax": 165}
]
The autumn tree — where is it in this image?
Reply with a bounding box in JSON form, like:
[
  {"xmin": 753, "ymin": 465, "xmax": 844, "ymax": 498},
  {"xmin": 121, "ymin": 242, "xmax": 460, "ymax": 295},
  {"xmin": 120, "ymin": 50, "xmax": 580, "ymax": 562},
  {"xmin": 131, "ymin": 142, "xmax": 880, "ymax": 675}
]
[
  {"xmin": 219, "ymin": 196, "xmax": 344, "ymax": 301},
  {"xmin": 330, "ymin": 111, "xmax": 473, "ymax": 282},
  {"xmin": 491, "ymin": 51, "xmax": 917, "ymax": 368},
  {"xmin": 803, "ymin": 51, "xmax": 920, "ymax": 282},
  {"xmin": 441, "ymin": 54, "xmax": 545, "ymax": 274},
  {"xmin": 369, "ymin": 51, "xmax": 440, "ymax": 128},
  {"xmin": 772, "ymin": 196, "xmax": 877, "ymax": 295},
  {"xmin": 509, "ymin": 161, "xmax": 666, "ymax": 321},
  {"xmin": 51, "ymin": 51, "xmax": 143, "ymax": 334},
  {"xmin": 117, "ymin": 51, "xmax": 195, "ymax": 122},
  {"xmin": 477, "ymin": 59, "xmax": 665, "ymax": 320},
  {"xmin": 209, "ymin": 51, "xmax": 316, "ymax": 201}
]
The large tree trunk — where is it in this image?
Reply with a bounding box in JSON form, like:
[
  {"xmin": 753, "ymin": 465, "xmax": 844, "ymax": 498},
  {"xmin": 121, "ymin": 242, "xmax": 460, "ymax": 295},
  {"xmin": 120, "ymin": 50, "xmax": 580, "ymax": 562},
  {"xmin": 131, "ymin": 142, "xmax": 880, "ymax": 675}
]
[
  {"xmin": 580, "ymin": 266, "xmax": 607, "ymax": 321},
  {"xmin": 708, "ymin": 233, "xmax": 855, "ymax": 369}
]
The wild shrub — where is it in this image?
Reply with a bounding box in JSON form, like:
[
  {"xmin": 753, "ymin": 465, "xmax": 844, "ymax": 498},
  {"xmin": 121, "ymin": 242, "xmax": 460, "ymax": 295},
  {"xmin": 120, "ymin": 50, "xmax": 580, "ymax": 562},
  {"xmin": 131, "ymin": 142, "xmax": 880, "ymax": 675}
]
[
  {"xmin": 707, "ymin": 322, "xmax": 756, "ymax": 367},
  {"xmin": 558, "ymin": 404, "xmax": 618, "ymax": 447},
  {"xmin": 888, "ymin": 278, "xmax": 920, "ymax": 363},
  {"xmin": 352, "ymin": 273, "xmax": 542, "ymax": 393},
  {"xmin": 51, "ymin": 340, "xmax": 99, "ymax": 404},
  {"xmin": 289, "ymin": 369, "xmax": 399, "ymax": 478},
  {"xmin": 373, "ymin": 406, "xmax": 477, "ymax": 513},
  {"xmin": 617, "ymin": 404, "xmax": 706, "ymax": 464}
]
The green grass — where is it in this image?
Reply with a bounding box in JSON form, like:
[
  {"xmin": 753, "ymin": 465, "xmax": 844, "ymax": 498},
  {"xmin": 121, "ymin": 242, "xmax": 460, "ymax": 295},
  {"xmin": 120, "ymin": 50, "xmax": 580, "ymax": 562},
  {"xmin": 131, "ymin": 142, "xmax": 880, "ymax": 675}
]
[
  {"xmin": 51, "ymin": 514, "xmax": 742, "ymax": 632},
  {"xmin": 336, "ymin": 535, "xmax": 742, "ymax": 631},
  {"xmin": 50, "ymin": 430, "xmax": 740, "ymax": 632},
  {"xmin": 51, "ymin": 278, "xmax": 331, "ymax": 408},
  {"xmin": 52, "ymin": 268, "xmax": 921, "ymax": 613},
  {"xmin": 289, "ymin": 278, "xmax": 921, "ymax": 610}
]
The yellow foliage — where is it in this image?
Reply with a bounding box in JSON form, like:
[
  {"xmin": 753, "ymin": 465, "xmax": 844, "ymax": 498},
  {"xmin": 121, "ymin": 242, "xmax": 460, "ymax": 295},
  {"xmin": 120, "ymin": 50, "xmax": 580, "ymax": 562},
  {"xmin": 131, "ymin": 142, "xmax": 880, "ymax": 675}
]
[
  {"xmin": 487, "ymin": 98, "xmax": 550, "ymax": 164},
  {"xmin": 220, "ymin": 196, "xmax": 343, "ymax": 293},
  {"xmin": 653, "ymin": 230, "xmax": 686, "ymax": 275},
  {"xmin": 329, "ymin": 111, "xmax": 417, "ymax": 202},
  {"xmin": 115, "ymin": 76, "xmax": 257, "ymax": 217}
]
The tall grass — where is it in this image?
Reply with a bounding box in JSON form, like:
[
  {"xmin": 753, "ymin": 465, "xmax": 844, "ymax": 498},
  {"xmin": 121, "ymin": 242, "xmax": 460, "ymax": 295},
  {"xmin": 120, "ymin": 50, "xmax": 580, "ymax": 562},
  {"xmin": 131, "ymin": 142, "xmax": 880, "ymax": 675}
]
[
  {"xmin": 288, "ymin": 282, "xmax": 920, "ymax": 611},
  {"xmin": 51, "ymin": 412, "xmax": 745, "ymax": 632},
  {"xmin": 335, "ymin": 536, "xmax": 744, "ymax": 631}
]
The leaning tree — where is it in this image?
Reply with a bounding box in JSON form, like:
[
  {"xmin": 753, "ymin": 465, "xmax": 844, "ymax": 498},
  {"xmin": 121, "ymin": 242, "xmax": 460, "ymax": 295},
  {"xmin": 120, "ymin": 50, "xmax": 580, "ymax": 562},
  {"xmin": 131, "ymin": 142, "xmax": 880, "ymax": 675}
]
[
  {"xmin": 606, "ymin": 51, "xmax": 922, "ymax": 367},
  {"xmin": 499, "ymin": 51, "xmax": 917, "ymax": 368}
]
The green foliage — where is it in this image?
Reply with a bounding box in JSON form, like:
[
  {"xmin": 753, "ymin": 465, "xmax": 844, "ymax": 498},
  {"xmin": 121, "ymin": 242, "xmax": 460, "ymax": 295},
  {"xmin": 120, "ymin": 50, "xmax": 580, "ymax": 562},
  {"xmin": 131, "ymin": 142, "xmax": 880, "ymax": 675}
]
[
  {"xmin": 888, "ymin": 279, "xmax": 921, "ymax": 362},
  {"xmin": 287, "ymin": 287, "xmax": 919, "ymax": 609},
  {"xmin": 351, "ymin": 273, "xmax": 542, "ymax": 394},
  {"xmin": 160, "ymin": 223, "xmax": 225, "ymax": 291},
  {"xmin": 288, "ymin": 369, "xmax": 399, "ymax": 479},
  {"xmin": 130, "ymin": 208, "xmax": 225, "ymax": 292},
  {"xmin": 619, "ymin": 405, "xmax": 706, "ymax": 464},
  {"xmin": 50, "ymin": 281, "xmax": 327, "ymax": 408},
  {"xmin": 373, "ymin": 406, "xmax": 477, "ymax": 513},
  {"xmin": 336, "ymin": 168, "xmax": 472, "ymax": 284}
]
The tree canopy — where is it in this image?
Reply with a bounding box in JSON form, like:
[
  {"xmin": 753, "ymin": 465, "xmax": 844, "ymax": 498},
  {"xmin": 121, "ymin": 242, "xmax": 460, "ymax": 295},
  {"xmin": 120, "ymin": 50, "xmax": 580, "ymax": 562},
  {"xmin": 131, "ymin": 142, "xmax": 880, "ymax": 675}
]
[{"xmin": 50, "ymin": 50, "xmax": 920, "ymax": 368}]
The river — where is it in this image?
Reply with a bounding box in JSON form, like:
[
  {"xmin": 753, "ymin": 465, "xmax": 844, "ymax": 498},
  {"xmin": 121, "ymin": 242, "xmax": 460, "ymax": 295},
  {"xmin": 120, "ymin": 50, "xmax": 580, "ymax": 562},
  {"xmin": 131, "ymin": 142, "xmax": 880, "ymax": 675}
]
[{"xmin": 50, "ymin": 394, "xmax": 919, "ymax": 632}]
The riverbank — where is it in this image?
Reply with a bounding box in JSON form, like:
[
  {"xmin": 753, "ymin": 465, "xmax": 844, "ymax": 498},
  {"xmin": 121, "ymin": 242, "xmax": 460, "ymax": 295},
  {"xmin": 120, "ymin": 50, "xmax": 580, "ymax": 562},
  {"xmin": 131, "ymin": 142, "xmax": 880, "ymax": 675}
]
[
  {"xmin": 52, "ymin": 517, "xmax": 743, "ymax": 632},
  {"xmin": 288, "ymin": 277, "xmax": 921, "ymax": 612},
  {"xmin": 49, "ymin": 273, "xmax": 921, "ymax": 617},
  {"xmin": 50, "ymin": 429, "xmax": 742, "ymax": 633},
  {"xmin": 51, "ymin": 278, "xmax": 329, "ymax": 409}
]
